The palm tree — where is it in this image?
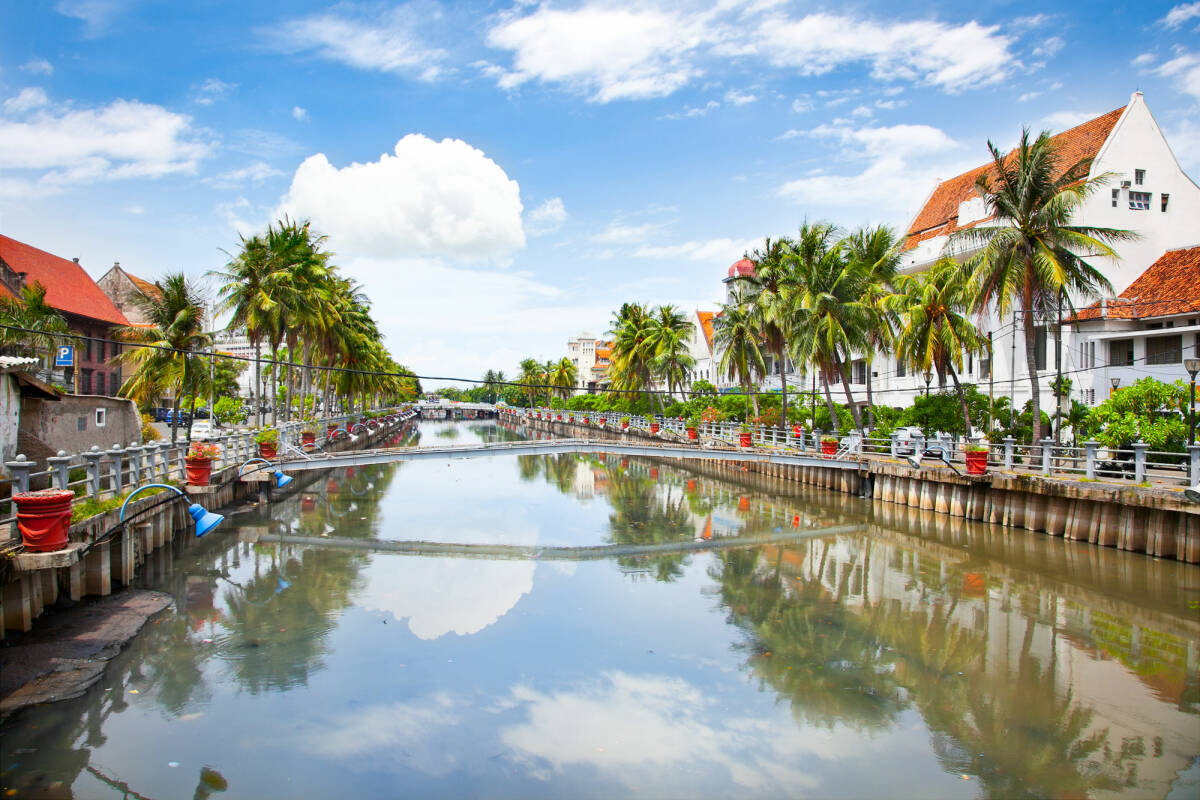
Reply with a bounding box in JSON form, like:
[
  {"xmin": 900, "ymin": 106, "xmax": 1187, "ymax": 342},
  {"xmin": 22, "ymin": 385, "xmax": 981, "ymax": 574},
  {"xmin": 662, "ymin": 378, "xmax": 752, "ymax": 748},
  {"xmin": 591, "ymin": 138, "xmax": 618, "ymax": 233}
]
[
  {"xmin": 517, "ymin": 358, "xmax": 545, "ymax": 407},
  {"xmin": 952, "ymin": 128, "xmax": 1134, "ymax": 442},
  {"xmin": 713, "ymin": 292, "xmax": 766, "ymax": 419},
  {"xmin": 788, "ymin": 223, "xmax": 871, "ymax": 432},
  {"xmin": 113, "ymin": 273, "xmax": 210, "ymax": 443},
  {"xmin": 734, "ymin": 237, "xmax": 796, "ymax": 428},
  {"xmin": 647, "ymin": 305, "xmax": 695, "ymax": 401},
  {"xmin": 0, "ymin": 281, "xmax": 70, "ymax": 367},
  {"xmin": 212, "ymin": 233, "xmax": 275, "ymax": 426},
  {"xmin": 548, "ymin": 357, "xmax": 578, "ymax": 401},
  {"xmin": 843, "ymin": 226, "xmax": 902, "ymax": 428},
  {"xmin": 608, "ymin": 303, "xmax": 659, "ymax": 409},
  {"xmin": 889, "ymin": 259, "xmax": 986, "ymax": 436}
]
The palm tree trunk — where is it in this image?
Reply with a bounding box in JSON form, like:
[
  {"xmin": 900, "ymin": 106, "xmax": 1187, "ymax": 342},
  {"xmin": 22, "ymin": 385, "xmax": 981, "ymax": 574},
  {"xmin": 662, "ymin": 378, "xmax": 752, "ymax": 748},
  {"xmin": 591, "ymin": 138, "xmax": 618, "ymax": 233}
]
[
  {"xmin": 254, "ymin": 338, "xmax": 262, "ymax": 428},
  {"xmin": 835, "ymin": 353, "xmax": 864, "ymax": 431},
  {"xmin": 776, "ymin": 346, "xmax": 788, "ymax": 429},
  {"xmin": 1021, "ymin": 276, "xmax": 1042, "ymax": 443},
  {"xmin": 820, "ymin": 373, "xmax": 839, "ymax": 433},
  {"xmin": 947, "ymin": 364, "xmax": 972, "ymax": 438}
]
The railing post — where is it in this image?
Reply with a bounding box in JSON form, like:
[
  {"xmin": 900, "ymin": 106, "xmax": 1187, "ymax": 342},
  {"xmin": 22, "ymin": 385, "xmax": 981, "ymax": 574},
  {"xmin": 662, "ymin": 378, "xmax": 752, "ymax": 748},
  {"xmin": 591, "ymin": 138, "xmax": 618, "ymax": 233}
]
[
  {"xmin": 5, "ymin": 455, "xmax": 34, "ymax": 494},
  {"xmin": 812, "ymin": 429, "xmax": 821, "ymax": 451},
  {"xmin": 1189, "ymin": 444, "xmax": 1200, "ymax": 485},
  {"xmin": 83, "ymin": 446, "xmax": 104, "ymax": 496},
  {"xmin": 890, "ymin": 432, "xmax": 899, "ymax": 457},
  {"xmin": 106, "ymin": 444, "xmax": 125, "ymax": 493},
  {"xmin": 1085, "ymin": 440, "xmax": 1099, "ymax": 480},
  {"xmin": 1004, "ymin": 436, "xmax": 1016, "ymax": 471},
  {"xmin": 1040, "ymin": 438, "xmax": 1053, "ymax": 476},
  {"xmin": 913, "ymin": 431, "xmax": 925, "ymax": 458},
  {"xmin": 127, "ymin": 442, "xmax": 144, "ymax": 484},
  {"xmin": 1132, "ymin": 441, "xmax": 1148, "ymax": 484},
  {"xmin": 47, "ymin": 450, "xmax": 72, "ymax": 490}
]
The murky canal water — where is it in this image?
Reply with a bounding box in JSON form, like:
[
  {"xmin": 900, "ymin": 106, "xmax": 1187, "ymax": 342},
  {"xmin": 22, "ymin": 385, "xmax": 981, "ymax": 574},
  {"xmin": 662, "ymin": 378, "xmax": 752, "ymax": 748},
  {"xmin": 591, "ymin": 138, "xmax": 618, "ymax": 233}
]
[{"xmin": 2, "ymin": 419, "xmax": 1198, "ymax": 798}]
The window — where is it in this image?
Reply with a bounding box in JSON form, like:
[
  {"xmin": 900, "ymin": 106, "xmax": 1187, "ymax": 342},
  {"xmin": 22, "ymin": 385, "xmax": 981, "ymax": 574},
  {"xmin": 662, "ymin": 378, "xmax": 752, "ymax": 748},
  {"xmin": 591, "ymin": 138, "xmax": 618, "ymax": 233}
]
[
  {"xmin": 95, "ymin": 371, "xmax": 105, "ymax": 395},
  {"xmin": 980, "ymin": 356, "xmax": 990, "ymax": 379},
  {"xmin": 1112, "ymin": 188, "xmax": 1120, "ymax": 207},
  {"xmin": 1109, "ymin": 339, "xmax": 1134, "ymax": 366},
  {"xmin": 851, "ymin": 360, "xmax": 867, "ymax": 385},
  {"xmin": 1034, "ymin": 326, "xmax": 1048, "ymax": 371},
  {"xmin": 1088, "ymin": 341, "xmax": 1096, "ymax": 368},
  {"xmin": 84, "ymin": 337, "xmax": 92, "ymax": 361},
  {"xmin": 112, "ymin": 369, "xmax": 121, "ymax": 391},
  {"xmin": 896, "ymin": 359, "xmax": 906, "ymax": 378},
  {"xmin": 1162, "ymin": 193, "xmax": 1170, "ymax": 212},
  {"xmin": 95, "ymin": 408, "xmax": 106, "ymax": 427},
  {"xmin": 1146, "ymin": 334, "xmax": 1182, "ymax": 365},
  {"xmin": 80, "ymin": 369, "xmax": 92, "ymax": 394},
  {"xmin": 967, "ymin": 352, "xmax": 973, "ymax": 374},
  {"xmin": 1129, "ymin": 191, "xmax": 1151, "ymax": 210},
  {"xmin": 1134, "ymin": 168, "xmax": 1145, "ymax": 185}
]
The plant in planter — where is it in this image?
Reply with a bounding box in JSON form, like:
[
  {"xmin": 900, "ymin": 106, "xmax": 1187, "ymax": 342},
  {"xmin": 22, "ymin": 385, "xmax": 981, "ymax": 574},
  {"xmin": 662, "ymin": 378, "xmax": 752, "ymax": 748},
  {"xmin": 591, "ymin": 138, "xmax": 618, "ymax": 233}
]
[
  {"xmin": 963, "ymin": 442, "xmax": 990, "ymax": 475},
  {"xmin": 685, "ymin": 413, "xmax": 701, "ymax": 441},
  {"xmin": 255, "ymin": 428, "xmax": 280, "ymax": 459},
  {"xmin": 648, "ymin": 416, "xmax": 660, "ymax": 434},
  {"xmin": 820, "ymin": 435, "xmax": 839, "ymax": 456},
  {"xmin": 185, "ymin": 441, "xmax": 220, "ymax": 485},
  {"xmin": 300, "ymin": 418, "xmax": 318, "ymax": 446},
  {"xmin": 620, "ymin": 416, "xmax": 631, "ymax": 430},
  {"xmin": 739, "ymin": 421, "xmax": 754, "ymax": 448}
]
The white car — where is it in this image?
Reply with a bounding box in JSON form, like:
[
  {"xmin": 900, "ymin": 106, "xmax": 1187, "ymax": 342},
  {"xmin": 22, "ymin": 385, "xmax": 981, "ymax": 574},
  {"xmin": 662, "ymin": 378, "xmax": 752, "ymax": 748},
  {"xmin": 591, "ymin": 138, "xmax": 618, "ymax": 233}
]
[{"xmin": 189, "ymin": 420, "xmax": 216, "ymax": 440}]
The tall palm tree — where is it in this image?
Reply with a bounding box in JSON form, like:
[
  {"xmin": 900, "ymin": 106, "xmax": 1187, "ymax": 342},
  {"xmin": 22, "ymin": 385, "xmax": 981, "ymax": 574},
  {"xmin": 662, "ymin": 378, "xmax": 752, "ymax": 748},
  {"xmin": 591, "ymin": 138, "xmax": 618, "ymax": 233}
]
[
  {"xmin": 953, "ymin": 128, "xmax": 1134, "ymax": 442},
  {"xmin": 734, "ymin": 237, "xmax": 796, "ymax": 428},
  {"xmin": 517, "ymin": 358, "xmax": 545, "ymax": 407},
  {"xmin": 843, "ymin": 226, "xmax": 902, "ymax": 428},
  {"xmin": 0, "ymin": 281, "xmax": 70, "ymax": 366},
  {"xmin": 713, "ymin": 292, "xmax": 765, "ymax": 419},
  {"xmin": 647, "ymin": 305, "xmax": 695, "ymax": 401},
  {"xmin": 608, "ymin": 303, "xmax": 659, "ymax": 409},
  {"xmin": 889, "ymin": 259, "xmax": 986, "ymax": 436},
  {"xmin": 212, "ymin": 233, "xmax": 274, "ymax": 426},
  {"xmin": 113, "ymin": 273, "xmax": 210, "ymax": 443},
  {"xmin": 788, "ymin": 223, "xmax": 871, "ymax": 432},
  {"xmin": 548, "ymin": 357, "xmax": 578, "ymax": 401}
]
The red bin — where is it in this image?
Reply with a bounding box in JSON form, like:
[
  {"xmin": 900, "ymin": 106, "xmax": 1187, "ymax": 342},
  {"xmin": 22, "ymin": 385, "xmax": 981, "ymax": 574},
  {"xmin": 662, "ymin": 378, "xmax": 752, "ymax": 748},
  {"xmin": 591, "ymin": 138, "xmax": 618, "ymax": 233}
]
[{"xmin": 14, "ymin": 489, "xmax": 74, "ymax": 552}]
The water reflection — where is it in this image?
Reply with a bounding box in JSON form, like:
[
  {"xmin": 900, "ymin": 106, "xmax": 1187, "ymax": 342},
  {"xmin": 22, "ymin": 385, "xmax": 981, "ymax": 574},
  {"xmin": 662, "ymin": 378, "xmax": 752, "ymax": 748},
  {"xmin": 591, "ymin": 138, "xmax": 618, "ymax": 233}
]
[{"xmin": 2, "ymin": 420, "xmax": 1197, "ymax": 799}]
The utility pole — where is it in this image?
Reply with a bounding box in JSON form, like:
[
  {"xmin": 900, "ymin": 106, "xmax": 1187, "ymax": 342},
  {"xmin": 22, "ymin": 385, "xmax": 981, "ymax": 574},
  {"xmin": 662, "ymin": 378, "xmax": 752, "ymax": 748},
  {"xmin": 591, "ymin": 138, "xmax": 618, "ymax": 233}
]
[
  {"xmin": 987, "ymin": 330, "xmax": 994, "ymax": 434},
  {"xmin": 1055, "ymin": 290, "xmax": 1064, "ymax": 447}
]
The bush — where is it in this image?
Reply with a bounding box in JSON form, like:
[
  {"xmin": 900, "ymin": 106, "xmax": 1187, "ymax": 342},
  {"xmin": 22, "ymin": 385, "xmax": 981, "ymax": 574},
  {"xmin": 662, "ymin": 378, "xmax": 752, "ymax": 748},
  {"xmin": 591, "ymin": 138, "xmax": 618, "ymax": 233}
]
[
  {"xmin": 254, "ymin": 429, "xmax": 279, "ymax": 444},
  {"xmin": 141, "ymin": 413, "xmax": 161, "ymax": 442},
  {"xmin": 213, "ymin": 396, "xmax": 245, "ymax": 426}
]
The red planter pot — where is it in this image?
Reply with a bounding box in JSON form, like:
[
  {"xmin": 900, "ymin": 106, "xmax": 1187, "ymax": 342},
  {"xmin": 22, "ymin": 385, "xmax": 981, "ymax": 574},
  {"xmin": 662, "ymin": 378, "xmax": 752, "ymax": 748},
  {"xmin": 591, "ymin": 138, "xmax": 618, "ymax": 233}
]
[
  {"xmin": 650, "ymin": 423, "xmax": 660, "ymax": 434},
  {"xmin": 965, "ymin": 450, "xmax": 989, "ymax": 475},
  {"xmin": 739, "ymin": 432, "xmax": 753, "ymax": 447},
  {"xmin": 738, "ymin": 496, "xmax": 751, "ymax": 511},
  {"xmin": 583, "ymin": 417, "xmax": 590, "ymax": 424},
  {"xmin": 185, "ymin": 457, "xmax": 213, "ymax": 486},
  {"xmin": 687, "ymin": 427, "xmax": 698, "ymax": 441},
  {"xmin": 302, "ymin": 432, "xmax": 317, "ymax": 446},
  {"xmin": 622, "ymin": 423, "xmax": 629, "ymax": 430},
  {"xmin": 259, "ymin": 442, "xmax": 278, "ymax": 460},
  {"xmin": 821, "ymin": 441, "xmax": 837, "ymax": 456},
  {"xmin": 14, "ymin": 489, "xmax": 73, "ymax": 552},
  {"xmin": 557, "ymin": 415, "xmax": 563, "ymax": 421},
  {"xmin": 686, "ymin": 480, "xmax": 696, "ymax": 491},
  {"xmin": 301, "ymin": 495, "xmax": 317, "ymax": 512}
]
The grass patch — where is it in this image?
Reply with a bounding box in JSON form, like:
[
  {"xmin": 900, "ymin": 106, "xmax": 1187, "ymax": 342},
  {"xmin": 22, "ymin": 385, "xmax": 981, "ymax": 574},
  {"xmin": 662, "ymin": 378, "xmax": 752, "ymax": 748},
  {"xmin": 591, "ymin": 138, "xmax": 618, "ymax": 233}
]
[{"xmin": 71, "ymin": 483, "xmax": 179, "ymax": 524}]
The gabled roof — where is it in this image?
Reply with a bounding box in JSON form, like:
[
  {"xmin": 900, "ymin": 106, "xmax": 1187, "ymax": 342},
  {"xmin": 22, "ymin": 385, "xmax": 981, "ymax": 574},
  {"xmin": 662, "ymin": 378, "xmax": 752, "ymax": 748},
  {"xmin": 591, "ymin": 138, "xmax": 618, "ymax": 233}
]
[
  {"xmin": 127, "ymin": 271, "xmax": 161, "ymax": 299},
  {"xmin": 1071, "ymin": 246, "xmax": 1200, "ymax": 322},
  {"xmin": 903, "ymin": 105, "xmax": 1126, "ymax": 251},
  {"xmin": 0, "ymin": 235, "xmax": 129, "ymax": 326}
]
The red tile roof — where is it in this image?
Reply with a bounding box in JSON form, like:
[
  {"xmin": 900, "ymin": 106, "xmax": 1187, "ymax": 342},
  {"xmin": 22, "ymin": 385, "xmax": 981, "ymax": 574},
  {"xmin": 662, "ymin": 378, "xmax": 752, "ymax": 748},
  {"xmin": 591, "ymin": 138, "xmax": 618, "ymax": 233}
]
[
  {"xmin": 696, "ymin": 310, "xmax": 715, "ymax": 350},
  {"xmin": 0, "ymin": 234, "xmax": 129, "ymax": 326},
  {"xmin": 127, "ymin": 271, "xmax": 162, "ymax": 300},
  {"xmin": 1071, "ymin": 246, "xmax": 1200, "ymax": 322},
  {"xmin": 903, "ymin": 106, "xmax": 1126, "ymax": 251}
]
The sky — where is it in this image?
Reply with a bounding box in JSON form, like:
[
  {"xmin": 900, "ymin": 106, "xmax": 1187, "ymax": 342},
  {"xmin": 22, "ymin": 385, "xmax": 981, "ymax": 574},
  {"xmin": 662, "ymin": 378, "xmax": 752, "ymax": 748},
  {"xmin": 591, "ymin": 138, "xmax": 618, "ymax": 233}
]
[{"xmin": 1, "ymin": 1, "xmax": 1198, "ymax": 384}]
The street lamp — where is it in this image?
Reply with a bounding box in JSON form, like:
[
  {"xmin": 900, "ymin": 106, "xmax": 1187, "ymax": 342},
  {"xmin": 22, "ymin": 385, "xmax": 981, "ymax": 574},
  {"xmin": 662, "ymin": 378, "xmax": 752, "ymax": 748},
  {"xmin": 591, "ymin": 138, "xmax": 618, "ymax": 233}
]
[
  {"xmin": 923, "ymin": 371, "xmax": 933, "ymax": 398},
  {"xmin": 1110, "ymin": 376, "xmax": 1121, "ymax": 392},
  {"xmin": 119, "ymin": 484, "xmax": 223, "ymax": 538},
  {"xmin": 1185, "ymin": 358, "xmax": 1200, "ymax": 447},
  {"xmin": 238, "ymin": 458, "xmax": 295, "ymax": 488}
]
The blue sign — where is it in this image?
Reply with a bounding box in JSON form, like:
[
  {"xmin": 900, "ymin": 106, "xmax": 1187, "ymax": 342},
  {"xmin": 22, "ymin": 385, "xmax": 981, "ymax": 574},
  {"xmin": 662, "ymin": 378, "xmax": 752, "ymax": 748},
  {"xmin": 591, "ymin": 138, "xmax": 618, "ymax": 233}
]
[{"xmin": 55, "ymin": 345, "xmax": 74, "ymax": 367}]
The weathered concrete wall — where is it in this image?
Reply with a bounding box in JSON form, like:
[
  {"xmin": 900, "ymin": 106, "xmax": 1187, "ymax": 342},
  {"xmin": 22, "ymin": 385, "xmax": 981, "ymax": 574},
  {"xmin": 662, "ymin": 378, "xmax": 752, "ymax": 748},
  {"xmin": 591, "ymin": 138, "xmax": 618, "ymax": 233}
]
[
  {"xmin": 1, "ymin": 375, "xmax": 20, "ymax": 470},
  {"xmin": 20, "ymin": 394, "xmax": 141, "ymax": 455}
]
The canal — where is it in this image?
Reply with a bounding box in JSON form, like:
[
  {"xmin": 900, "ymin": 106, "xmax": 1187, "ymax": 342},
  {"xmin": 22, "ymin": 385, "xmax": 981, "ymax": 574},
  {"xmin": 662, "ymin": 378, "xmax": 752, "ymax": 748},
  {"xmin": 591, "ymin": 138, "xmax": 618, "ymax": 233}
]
[{"xmin": 2, "ymin": 419, "xmax": 1198, "ymax": 798}]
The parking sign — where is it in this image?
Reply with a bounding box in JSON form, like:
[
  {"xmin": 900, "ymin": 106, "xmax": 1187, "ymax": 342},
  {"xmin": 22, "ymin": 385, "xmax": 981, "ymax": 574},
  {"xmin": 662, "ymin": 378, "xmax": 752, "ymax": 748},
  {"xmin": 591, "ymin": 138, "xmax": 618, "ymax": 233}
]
[{"xmin": 55, "ymin": 345, "xmax": 74, "ymax": 367}]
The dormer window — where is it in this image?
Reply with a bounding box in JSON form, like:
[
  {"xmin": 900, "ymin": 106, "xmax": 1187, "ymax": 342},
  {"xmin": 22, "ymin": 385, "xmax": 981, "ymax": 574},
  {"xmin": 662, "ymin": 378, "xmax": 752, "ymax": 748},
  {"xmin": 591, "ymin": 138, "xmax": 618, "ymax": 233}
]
[
  {"xmin": 1135, "ymin": 169, "xmax": 1145, "ymax": 185},
  {"xmin": 1129, "ymin": 191, "xmax": 1151, "ymax": 210}
]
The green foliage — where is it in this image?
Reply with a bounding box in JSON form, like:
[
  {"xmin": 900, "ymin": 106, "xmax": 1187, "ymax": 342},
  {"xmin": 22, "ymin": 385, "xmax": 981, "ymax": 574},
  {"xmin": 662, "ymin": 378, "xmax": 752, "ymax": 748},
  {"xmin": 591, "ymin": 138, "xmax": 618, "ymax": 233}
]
[
  {"xmin": 901, "ymin": 385, "xmax": 991, "ymax": 436},
  {"xmin": 213, "ymin": 396, "xmax": 245, "ymax": 426},
  {"xmin": 690, "ymin": 380, "xmax": 717, "ymax": 396},
  {"xmin": 140, "ymin": 413, "xmax": 162, "ymax": 442},
  {"xmin": 254, "ymin": 428, "xmax": 280, "ymax": 444},
  {"xmin": 1085, "ymin": 377, "xmax": 1189, "ymax": 451}
]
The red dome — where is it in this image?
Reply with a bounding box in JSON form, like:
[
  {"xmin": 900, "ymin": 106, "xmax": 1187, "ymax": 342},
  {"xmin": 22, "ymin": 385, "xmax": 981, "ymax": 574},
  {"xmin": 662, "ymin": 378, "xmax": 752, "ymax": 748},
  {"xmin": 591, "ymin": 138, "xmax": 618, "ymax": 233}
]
[{"xmin": 726, "ymin": 258, "xmax": 755, "ymax": 279}]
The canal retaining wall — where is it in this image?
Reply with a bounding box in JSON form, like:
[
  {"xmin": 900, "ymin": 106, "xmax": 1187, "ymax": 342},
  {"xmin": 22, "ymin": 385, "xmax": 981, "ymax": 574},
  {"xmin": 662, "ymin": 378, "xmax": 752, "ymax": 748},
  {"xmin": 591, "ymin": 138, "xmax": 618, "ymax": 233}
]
[{"xmin": 522, "ymin": 415, "xmax": 1200, "ymax": 564}]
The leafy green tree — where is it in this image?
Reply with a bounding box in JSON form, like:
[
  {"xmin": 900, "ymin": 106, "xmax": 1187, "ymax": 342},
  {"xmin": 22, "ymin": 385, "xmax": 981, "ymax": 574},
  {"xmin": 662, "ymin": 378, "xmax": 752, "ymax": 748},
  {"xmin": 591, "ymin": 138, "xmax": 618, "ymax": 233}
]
[
  {"xmin": 735, "ymin": 236, "xmax": 797, "ymax": 427},
  {"xmin": 714, "ymin": 290, "xmax": 765, "ymax": 419},
  {"xmin": 0, "ymin": 281, "xmax": 70, "ymax": 367},
  {"xmin": 548, "ymin": 356, "xmax": 578, "ymax": 401},
  {"xmin": 955, "ymin": 127, "xmax": 1135, "ymax": 442},
  {"xmin": 1085, "ymin": 377, "xmax": 1188, "ymax": 452}
]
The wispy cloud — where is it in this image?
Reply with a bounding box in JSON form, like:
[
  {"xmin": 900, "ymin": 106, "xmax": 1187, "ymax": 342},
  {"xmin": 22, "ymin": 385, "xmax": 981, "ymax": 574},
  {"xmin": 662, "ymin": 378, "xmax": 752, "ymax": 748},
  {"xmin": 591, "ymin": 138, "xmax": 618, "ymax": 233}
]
[{"xmin": 19, "ymin": 58, "xmax": 53, "ymax": 75}]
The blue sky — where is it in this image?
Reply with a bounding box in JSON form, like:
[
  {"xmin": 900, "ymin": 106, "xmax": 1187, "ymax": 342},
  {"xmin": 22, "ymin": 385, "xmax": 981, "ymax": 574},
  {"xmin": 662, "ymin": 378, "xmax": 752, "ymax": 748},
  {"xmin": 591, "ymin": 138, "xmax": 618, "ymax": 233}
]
[{"xmin": 1, "ymin": 1, "xmax": 1198, "ymax": 381}]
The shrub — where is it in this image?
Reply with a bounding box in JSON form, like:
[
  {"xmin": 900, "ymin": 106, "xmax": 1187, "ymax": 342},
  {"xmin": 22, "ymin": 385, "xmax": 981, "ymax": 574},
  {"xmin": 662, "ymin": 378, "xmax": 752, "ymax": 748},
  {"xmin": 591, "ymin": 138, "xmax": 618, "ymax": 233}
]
[
  {"xmin": 141, "ymin": 413, "xmax": 162, "ymax": 442},
  {"xmin": 254, "ymin": 429, "xmax": 280, "ymax": 444}
]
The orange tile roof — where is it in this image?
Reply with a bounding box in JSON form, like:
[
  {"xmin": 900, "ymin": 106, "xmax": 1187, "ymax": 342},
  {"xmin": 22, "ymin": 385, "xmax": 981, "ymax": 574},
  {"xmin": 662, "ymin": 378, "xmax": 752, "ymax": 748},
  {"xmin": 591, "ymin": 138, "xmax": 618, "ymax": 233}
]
[
  {"xmin": 1071, "ymin": 246, "xmax": 1200, "ymax": 322},
  {"xmin": 903, "ymin": 105, "xmax": 1126, "ymax": 251},
  {"xmin": 0, "ymin": 234, "xmax": 129, "ymax": 326},
  {"xmin": 127, "ymin": 271, "xmax": 162, "ymax": 299},
  {"xmin": 696, "ymin": 310, "xmax": 715, "ymax": 350}
]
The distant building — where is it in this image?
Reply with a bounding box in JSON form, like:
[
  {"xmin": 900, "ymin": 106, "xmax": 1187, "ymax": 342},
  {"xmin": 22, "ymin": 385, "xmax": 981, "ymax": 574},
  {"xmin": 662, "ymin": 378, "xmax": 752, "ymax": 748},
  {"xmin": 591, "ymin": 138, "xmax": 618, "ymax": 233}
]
[{"xmin": 0, "ymin": 235, "xmax": 130, "ymax": 397}]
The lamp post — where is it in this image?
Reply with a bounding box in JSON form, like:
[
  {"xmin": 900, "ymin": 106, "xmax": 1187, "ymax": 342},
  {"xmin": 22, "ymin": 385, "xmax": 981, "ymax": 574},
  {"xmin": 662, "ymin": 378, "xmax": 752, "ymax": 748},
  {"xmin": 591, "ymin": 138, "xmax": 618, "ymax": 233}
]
[
  {"xmin": 1110, "ymin": 376, "xmax": 1120, "ymax": 394},
  {"xmin": 1185, "ymin": 358, "xmax": 1200, "ymax": 447},
  {"xmin": 119, "ymin": 484, "xmax": 223, "ymax": 537},
  {"xmin": 923, "ymin": 371, "xmax": 933, "ymax": 398}
]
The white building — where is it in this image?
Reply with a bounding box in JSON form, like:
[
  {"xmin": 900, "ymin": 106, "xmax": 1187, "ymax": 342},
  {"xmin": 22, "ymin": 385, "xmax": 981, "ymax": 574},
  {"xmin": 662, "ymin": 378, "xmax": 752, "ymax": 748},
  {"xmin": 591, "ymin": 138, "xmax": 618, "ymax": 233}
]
[
  {"xmin": 1068, "ymin": 245, "xmax": 1200, "ymax": 404},
  {"xmin": 211, "ymin": 330, "xmax": 258, "ymax": 399}
]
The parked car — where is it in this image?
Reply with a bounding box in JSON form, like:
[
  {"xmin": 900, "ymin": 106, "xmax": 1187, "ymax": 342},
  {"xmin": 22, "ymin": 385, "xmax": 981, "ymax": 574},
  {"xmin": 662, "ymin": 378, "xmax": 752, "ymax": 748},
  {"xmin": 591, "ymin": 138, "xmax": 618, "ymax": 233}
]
[
  {"xmin": 151, "ymin": 407, "xmax": 169, "ymax": 422},
  {"xmin": 165, "ymin": 409, "xmax": 192, "ymax": 426},
  {"xmin": 189, "ymin": 420, "xmax": 215, "ymax": 440},
  {"xmin": 892, "ymin": 427, "xmax": 927, "ymax": 455},
  {"xmin": 192, "ymin": 407, "xmax": 210, "ymax": 420}
]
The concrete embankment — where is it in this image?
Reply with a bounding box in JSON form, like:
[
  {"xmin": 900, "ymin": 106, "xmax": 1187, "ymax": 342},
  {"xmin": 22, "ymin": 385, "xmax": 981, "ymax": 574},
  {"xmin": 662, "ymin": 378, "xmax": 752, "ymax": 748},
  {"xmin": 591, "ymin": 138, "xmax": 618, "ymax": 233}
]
[{"xmin": 522, "ymin": 416, "xmax": 1200, "ymax": 564}]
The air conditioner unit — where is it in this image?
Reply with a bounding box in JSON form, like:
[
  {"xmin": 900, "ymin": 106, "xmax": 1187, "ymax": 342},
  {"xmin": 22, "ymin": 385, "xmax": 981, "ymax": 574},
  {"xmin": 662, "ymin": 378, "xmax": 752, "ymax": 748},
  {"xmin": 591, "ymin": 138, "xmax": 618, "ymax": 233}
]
[{"xmin": 1120, "ymin": 180, "xmax": 1131, "ymax": 188}]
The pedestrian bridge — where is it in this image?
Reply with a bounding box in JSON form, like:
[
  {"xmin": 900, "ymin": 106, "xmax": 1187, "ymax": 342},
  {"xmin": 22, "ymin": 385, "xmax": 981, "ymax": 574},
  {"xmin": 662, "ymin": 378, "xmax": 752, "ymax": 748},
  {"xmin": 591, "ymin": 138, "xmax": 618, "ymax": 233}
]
[{"xmin": 274, "ymin": 438, "xmax": 867, "ymax": 474}]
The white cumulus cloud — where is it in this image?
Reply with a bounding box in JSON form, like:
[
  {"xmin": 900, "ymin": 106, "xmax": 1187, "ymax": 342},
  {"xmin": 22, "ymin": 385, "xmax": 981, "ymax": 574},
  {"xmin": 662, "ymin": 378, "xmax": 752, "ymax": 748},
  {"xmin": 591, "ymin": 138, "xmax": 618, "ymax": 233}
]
[
  {"xmin": 3, "ymin": 88, "xmax": 49, "ymax": 114},
  {"xmin": 292, "ymin": 105, "xmax": 308, "ymax": 121},
  {"xmin": 279, "ymin": 133, "xmax": 525, "ymax": 262},
  {"xmin": 1157, "ymin": 51, "xmax": 1200, "ymax": 101},
  {"xmin": 527, "ymin": 196, "xmax": 567, "ymax": 233}
]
